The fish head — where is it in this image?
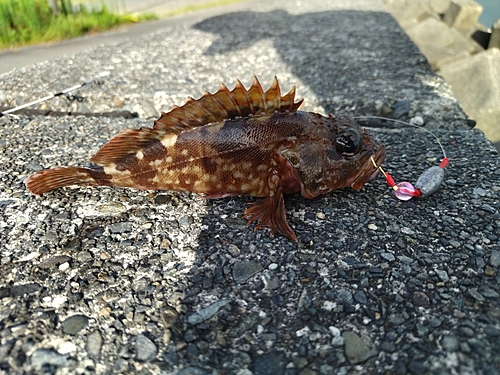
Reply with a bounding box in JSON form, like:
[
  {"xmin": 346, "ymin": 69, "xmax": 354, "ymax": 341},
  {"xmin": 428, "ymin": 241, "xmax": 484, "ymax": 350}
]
[
  {"xmin": 325, "ymin": 114, "xmax": 386, "ymax": 191},
  {"xmin": 283, "ymin": 113, "xmax": 386, "ymax": 199}
]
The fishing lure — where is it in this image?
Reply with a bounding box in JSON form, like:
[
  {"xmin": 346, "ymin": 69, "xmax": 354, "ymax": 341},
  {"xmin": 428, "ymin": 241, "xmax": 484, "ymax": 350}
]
[{"xmin": 354, "ymin": 116, "xmax": 449, "ymax": 201}]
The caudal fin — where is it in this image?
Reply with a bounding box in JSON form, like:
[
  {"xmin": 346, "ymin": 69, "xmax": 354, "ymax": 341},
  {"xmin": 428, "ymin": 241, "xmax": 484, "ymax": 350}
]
[{"xmin": 24, "ymin": 166, "xmax": 111, "ymax": 195}]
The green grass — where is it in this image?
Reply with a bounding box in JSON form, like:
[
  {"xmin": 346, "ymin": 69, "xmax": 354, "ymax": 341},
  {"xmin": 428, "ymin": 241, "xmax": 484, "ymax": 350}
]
[{"xmin": 0, "ymin": 0, "xmax": 156, "ymax": 49}]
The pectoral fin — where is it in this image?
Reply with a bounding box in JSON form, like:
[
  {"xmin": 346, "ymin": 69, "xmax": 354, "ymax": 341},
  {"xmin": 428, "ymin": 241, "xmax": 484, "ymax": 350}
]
[{"xmin": 243, "ymin": 174, "xmax": 297, "ymax": 241}]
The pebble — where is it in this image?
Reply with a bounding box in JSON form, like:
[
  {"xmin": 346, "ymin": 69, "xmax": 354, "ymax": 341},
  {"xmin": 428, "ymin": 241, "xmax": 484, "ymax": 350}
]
[
  {"xmin": 490, "ymin": 250, "xmax": 500, "ymax": 267},
  {"xmin": 56, "ymin": 341, "xmax": 76, "ymax": 355},
  {"xmin": 232, "ymin": 261, "xmax": 264, "ymax": 284},
  {"xmin": 336, "ymin": 288, "xmax": 353, "ymax": 305},
  {"xmin": 30, "ymin": 349, "xmax": 67, "ymax": 369},
  {"xmin": 459, "ymin": 326, "xmax": 474, "ymax": 337},
  {"xmin": 408, "ymin": 361, "xmax": 426, "ymax": 374},
  {"xmin": 187, "ymin": 299, "xmax": 231, "ymax": 325},
  {"xmin": 342, "ymin": 331, "xmax": 378, "ymax": 364},
  {"xmin": 435, "ymin": 269, "xmax": 449, "ymax": 282},
  {"xmin": 368, "ymin": 223, "xmax": 378, "ymax": 230},
  {"xmin": 393, "ymin": 99, "xmax": 410, "ymax": 118},
  {"xmin": 136, "ymin": 333, "xmax": 158, "ymax": 362},
  {"xmin": 62, "ymin": 315, "xmax": 89, "ymax": 335},
  {"xmin": 441, "ymin": 335, "xmax": 459, "ymax": 352},
  {"xmin": 468, "ymin": 287, "xmax": 485, "ymax": 302},
  {"xmin": 98, "ymin": 202, "xmax": 127, "ymax": 214},
  {"xmin": 107, "ymin": 222, "xmax": 132, "ymax": 234},
  {"xmin": 86, "ymin": 331, "xmax": 102, "ymax": 360},
  {"xmin": 353, "ymin": 290, "xmax": 367, "ymax": 304},
  {"xmin": 252, "ymin": 350, "xmax": 286, "ymax": 375},
  {"xmin": 412, "ymin": 291, "xmax": 430, "ymax": 307},
  {"xmin": 388, "ymin": 314, "xmax": 405, "ymax": 326},
  {"xmin": 478, "ymin": 287, "xmax": 499, "ymax": 298},
  {"xmin": 409, "ymin": 116, "xmax": 424, "ymax": 126},
  {"xmin": 177, "ymin": 367, "xmax": 208, "ymax": 375},
  {"xmin": 380, "ymin": 252, "xmax": 395, "ymax": 261}
]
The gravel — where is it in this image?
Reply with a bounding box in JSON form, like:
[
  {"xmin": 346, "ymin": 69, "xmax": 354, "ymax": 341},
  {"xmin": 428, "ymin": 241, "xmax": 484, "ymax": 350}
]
[{"xmin": 1, "ymin": 0, "xmax": 499, "ymax": 374}]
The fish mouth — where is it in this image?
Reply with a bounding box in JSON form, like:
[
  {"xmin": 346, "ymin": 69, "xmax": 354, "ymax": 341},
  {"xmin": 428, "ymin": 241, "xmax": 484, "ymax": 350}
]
[{"xmin": 351, "ymin": 145, "xmax": 387, "ymax": 190}]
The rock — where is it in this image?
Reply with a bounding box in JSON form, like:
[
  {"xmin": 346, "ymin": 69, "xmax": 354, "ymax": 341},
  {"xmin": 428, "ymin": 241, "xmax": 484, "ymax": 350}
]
[
  {"xmin": 187, "ymin": 299, "xmax": 231, "ymax": 325},
  {"xmin": 107, "ymin": 222, "xmax": 133, "ymax": 234},
  {"xmin": 56, "ymin": 341, "xmax": 76, "ymax": 355},
  {"xmin": 478, "ymin": 287, "xmax": 500, "ymax": 298},
  {"xmin": 412, "ymin": 291, "xmax": 430, "ymax": 307},
  {"xmin": 98, "ymin": 202, "xmax": 127, "ymax": 214},
  {"xmin": 393, "ymin": 99, "xmax": 410, "ymax": 118},
  {"xmin": 380, "ymin": 252, "xmax": 395, "ymax": 262},
  {"xmin": 86, "ymin": 331, "xmax": 102, "ymax": 360},
  {"xmin": 62, "ymin": 315, "xmax": 89, "ymax": 335},
  {"xmin": 443, "ymin": 0, "xmax": 483, "ymax": 32},
  {"xmin": 136, "ymin": 333, "xmax": 157, "ymax": 362},
  {"xmin": 406, "ymin": 17, "xmax": 479, "ymax": 69},
  {"xmin": 435, "ymin": 269, "xmax": 449, "ymax": 282},
  {"xmin": 468, "ymin": 287, "xmax": 485, "ymax": 301},
  {"xmin": 177, "ymin": 367, "xmax": 208, "ymax": 375},
  {"xmin": 489, "ymin": 17, "xmax": 500, "ymax": 49},
  {"xmin": 252, "ymin": 350, "xmax": 286, "ymax": 375},
  {"xmin": 139, "ymin": 99, "xmax": 160, "ymax": 119},
  {"xmin": 342, "ymin": 331, "xmax": 378, "ymax": 364},
  {"xmin": 439, "ymin": 48, "xmax": 500, "ymax": 145},
  {"xmin": 429, "ymin": 0, "xmax": 452, "ymax": 14},
  {"xmin": 490, "ymin": 250, "xmax": 500, "ymax": 267},
  {"xmin": 336, "ymin": 288, "xmax": 353, "ymax": 305},
  {"xmin": 232, "ymin": 261, "xmax": 263, "ymax": 284},
  {"xmin": 441, "ymin": 335, "xmax": 459, "ymax": 352},
  {"xmin": 408, "ymin": 361, "xmax": 426, "ymax": 374},
  {"xmin": 353, "ymin": 290, "xmax": 367, "ymax": 304},
  {"xmin": 30, "ymin": 349, "xmax": 67, "ymax": 369}
]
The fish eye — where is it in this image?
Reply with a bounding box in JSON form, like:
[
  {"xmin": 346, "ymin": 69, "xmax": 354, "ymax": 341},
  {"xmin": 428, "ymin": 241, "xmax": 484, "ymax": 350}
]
[{"xmin": 335, "ymin": 129, "xmax": 361, "ymax": 156}]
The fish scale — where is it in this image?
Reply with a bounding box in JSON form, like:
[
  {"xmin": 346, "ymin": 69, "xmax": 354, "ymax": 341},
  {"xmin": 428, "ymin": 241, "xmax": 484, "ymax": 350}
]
[{"xmin": 25, "ymin": 76, "xmax": 386, "ymax": 241}]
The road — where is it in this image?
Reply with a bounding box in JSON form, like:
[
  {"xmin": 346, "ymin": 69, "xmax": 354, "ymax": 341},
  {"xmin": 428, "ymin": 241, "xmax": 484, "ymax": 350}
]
[{"xmin": 0, "ymin": 0, "xmax": 245, "ymax": 75}]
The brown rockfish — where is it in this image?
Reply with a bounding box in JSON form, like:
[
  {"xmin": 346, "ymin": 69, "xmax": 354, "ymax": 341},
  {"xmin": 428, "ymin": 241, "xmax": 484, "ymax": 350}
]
[{"xmin": 25, "ymin": 76, "xmax": 386, "ymax": 241}]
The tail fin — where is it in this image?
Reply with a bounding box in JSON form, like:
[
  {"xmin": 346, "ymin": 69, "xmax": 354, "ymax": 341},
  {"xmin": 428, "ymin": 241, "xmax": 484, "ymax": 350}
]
[{"xmin": 24, "ymin": 166, "xmax": 111, "ymax": 195}]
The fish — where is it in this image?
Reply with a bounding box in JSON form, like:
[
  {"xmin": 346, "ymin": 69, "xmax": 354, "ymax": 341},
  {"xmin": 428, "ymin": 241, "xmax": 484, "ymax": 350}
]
[{"xmin": 25, "ymin": 76, "xmax": 386, "ymax": 241}]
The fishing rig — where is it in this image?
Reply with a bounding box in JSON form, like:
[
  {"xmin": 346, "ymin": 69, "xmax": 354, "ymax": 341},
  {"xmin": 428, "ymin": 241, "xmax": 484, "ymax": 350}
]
[{"xmin": 355, "ymin": 115, "xmax": 449, "ymax": 201}]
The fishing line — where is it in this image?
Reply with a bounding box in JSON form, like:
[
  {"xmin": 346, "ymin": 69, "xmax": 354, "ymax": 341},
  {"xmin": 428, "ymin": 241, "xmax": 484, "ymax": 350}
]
[
  {"xmin": 354, "ymin": 115, "xmax": 449, "ymax": 201},
  {"xmin": 1, "ymin": 79, "xmax": 99, "ymax": 116}
]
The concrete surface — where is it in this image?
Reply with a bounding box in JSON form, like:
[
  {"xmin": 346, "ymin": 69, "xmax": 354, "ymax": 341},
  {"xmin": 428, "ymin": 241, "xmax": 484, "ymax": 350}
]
[
  {"xmin": 443, "ymin": 0, "xmax": 483, "ymax": 31},
  {"xmin": 0, "ymin": 1, "xmax": 499, "ymax": 374}
]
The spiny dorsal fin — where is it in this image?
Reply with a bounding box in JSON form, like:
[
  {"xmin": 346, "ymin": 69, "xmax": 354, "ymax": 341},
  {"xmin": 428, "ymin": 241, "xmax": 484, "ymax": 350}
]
[
  {"xmin": 153, "ymin": 75, "xmax": 304, "ymax": 131},
  {"xmin": 90, "ymin": 127, "xmax": 170, "ymax": 167}
]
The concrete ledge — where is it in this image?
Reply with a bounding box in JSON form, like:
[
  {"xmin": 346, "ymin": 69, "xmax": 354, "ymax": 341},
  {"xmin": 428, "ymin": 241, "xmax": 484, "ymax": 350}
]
[
  {"xmin": 384, "ymin": 0, "xmax": 500, "ymax": 149},
  {"xmin": 443, "ymin": 0, "xmax": 483, "ymax": 32}
]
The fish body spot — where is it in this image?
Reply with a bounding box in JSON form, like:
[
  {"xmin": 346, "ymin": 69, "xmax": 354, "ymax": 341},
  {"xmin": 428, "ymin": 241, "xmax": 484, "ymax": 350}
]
[
  {"xmin": 161, "ymin": 135, "xmax": 177, "ymax": 148},
  {"xmin": 257, "ymin": 164, "xmax": 268, "ymax": 171},
  {"xmin": 136, "ymin": 150, "xmax": 144, "ymax": 160}
]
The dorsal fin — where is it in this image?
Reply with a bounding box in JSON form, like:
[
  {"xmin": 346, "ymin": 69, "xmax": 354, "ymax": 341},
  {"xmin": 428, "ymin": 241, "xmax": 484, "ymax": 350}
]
[
  {"xmin": 90, "ymin": 127, "xmax": 170, "ymax": 167},
  {"xmin": 153, "ymin": 75, "xmax": 304, "ymax": 131}
]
